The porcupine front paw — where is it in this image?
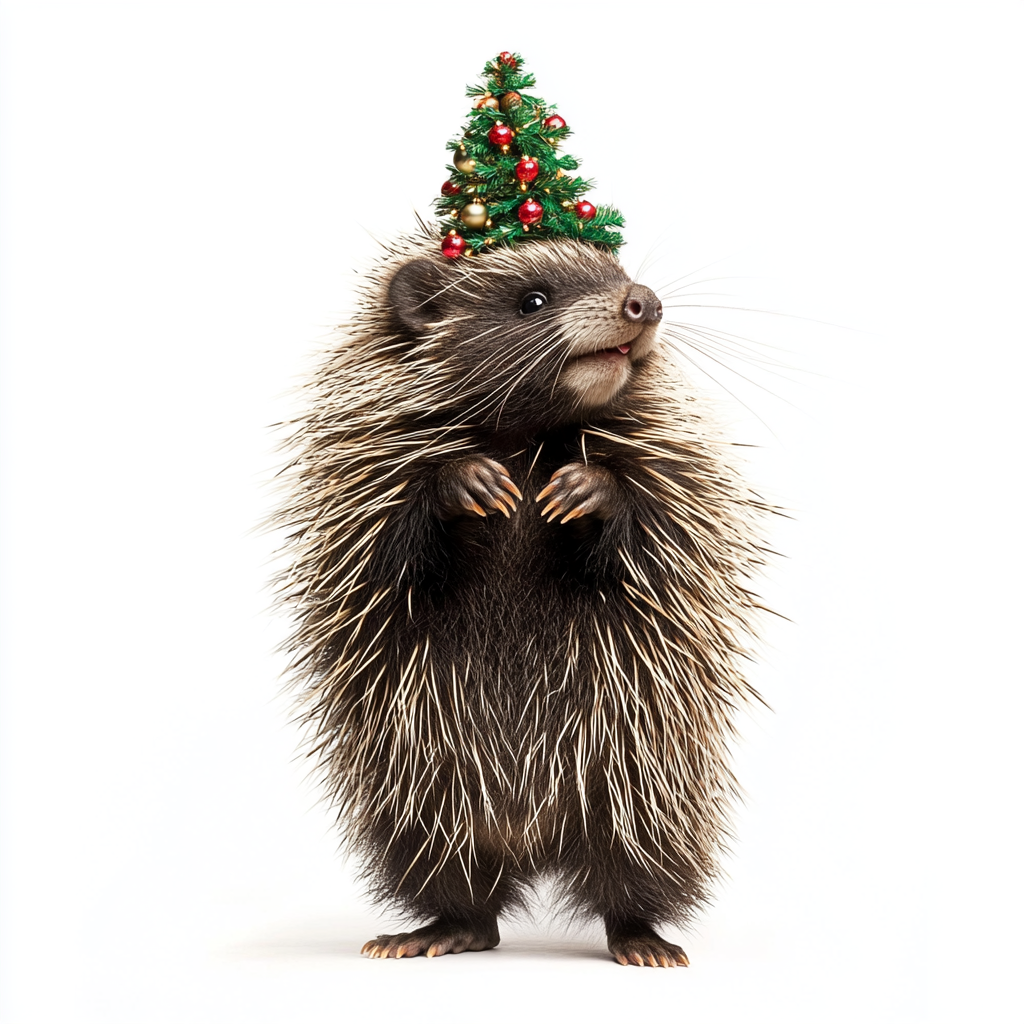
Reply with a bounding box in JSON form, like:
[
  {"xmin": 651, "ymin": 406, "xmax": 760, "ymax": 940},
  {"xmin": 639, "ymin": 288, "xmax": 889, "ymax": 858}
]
[
  {"xmin": 536, "ymin": 463, "xmax": 621, "ymax": 523},
  {"xmin": 437, "ymin": 457, "xmax": 522, "ymax": 520},
  {"xmin": 361, "ymin": 916, "xmax": 500, "ymax": 960},
  {"xmin": 605, "ymin": 919, "xmax": 689, "ymax": 968}
]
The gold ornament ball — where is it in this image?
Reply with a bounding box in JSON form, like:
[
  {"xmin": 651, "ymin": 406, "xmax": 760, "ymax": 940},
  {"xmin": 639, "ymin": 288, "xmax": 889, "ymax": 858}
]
[
  {"xmin": 500, "ymin": 91, "xmax": 522, "ymax": 113},
  {"xmin": 454, "ymin": 149, "xmax": 476, "ymax": 174},
  {"xmin": 473, "ymin": 92, "xmax": 500, "ymax": 111},
  {"xmin": 460, "ymin": 201, "xmax": 488, "ymax": 229}
]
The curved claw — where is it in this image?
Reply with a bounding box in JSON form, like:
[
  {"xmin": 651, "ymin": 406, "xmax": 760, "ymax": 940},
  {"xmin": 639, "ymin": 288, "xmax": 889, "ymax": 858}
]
[
  {"xmin": 493, "ymin": 490, "xmax": 517, "ymax": 515},
  {"xmin": 445, "ymin": 458, "xmax": 521, "ymax": 519},
  {"xmin": 537, "ymin": 463, "xmax": 618, "ymax": 525},
  {"xmin": 501, "ymin": 476, "xmax": 523, "ymax": 500}
]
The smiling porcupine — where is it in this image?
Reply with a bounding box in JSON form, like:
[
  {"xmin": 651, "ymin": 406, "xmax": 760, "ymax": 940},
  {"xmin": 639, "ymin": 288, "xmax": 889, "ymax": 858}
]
[{"xmin": 276, "ymin": 53, "xmax": 768, "ymax": 968}]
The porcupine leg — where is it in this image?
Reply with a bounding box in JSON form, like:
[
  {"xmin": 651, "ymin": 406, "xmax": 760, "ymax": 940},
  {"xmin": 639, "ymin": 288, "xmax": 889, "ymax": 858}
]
[
  {"xmin": 540, "ymin": 463, "xmax": 696, "ymax": 967},
  {"xmin": 360, "ymin": 460, "xmax": 523, "ymax": 959},
  {"xmin": 360, "ymin": 822, "xmax": 528, "ymax": 960},
  {"xmin": 565, "ymin": 850, "xmax": 696, "ymax": 967},
  {"xmin": 558, "ymin": 820, "xmax": 698, "ymax": 967},
  {"xmin": 362, "ymin": 860, "xmax": 520, "ymax": 962}
]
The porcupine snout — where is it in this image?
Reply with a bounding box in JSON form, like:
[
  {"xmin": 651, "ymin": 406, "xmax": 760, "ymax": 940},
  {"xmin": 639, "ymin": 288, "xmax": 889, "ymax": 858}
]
[{"xmin": 623, "ymin": 284, "xmax": 663, "ymax": 324}]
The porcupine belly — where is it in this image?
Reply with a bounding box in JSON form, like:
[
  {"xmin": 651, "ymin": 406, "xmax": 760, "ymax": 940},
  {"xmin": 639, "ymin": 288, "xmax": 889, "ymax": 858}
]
[{"xmin": 348, "ymin": 433, "xmax": 729, "ymax": 929}]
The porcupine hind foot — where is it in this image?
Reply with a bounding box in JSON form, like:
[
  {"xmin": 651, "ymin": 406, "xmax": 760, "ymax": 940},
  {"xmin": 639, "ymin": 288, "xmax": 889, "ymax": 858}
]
[
  {"xmin": 437, "ymin": 457, "xmax": 521, "ymax": 519},
  {"xmin": 604, "ymin": 916, "xmax": 689, "ymax": 968},
  {"xmin": 361, "ymin": 914, "xmax": 500, "ymax": 960}
]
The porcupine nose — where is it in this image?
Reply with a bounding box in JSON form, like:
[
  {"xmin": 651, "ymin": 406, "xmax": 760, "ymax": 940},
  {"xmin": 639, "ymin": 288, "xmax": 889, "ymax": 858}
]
[{"xmin": 623, "ymin": 284, "xmax": 663, "ymax": 324}]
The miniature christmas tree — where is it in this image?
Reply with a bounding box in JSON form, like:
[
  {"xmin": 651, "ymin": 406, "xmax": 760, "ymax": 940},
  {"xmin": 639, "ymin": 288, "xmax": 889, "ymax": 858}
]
[{"xmin": 434, "ymin": 51, "xmax": 625, "ymax": 259}]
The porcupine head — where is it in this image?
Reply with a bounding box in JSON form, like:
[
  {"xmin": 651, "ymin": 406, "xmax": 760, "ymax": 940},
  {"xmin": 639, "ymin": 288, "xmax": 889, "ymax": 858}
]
[{"xmin": 283, "ymin": 52, "xmax": 767, "ymax": 968}]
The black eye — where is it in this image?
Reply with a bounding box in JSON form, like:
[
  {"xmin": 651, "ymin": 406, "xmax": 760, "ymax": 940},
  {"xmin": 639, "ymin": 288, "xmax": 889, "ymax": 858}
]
[{"xmin": 520, "ymin": 291, "xmax": 547, "ymax": 315}]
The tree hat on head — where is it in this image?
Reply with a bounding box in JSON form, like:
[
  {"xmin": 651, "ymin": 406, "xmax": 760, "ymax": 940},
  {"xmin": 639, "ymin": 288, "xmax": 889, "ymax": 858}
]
[{"xmin": 434, "ymin": 52, "xmax": 625, "ymax": 259}]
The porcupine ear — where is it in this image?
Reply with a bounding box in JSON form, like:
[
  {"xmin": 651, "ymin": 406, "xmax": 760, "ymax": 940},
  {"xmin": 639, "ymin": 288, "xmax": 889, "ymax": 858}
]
[{"xmin": 388, "ymin": 259, "xmax": 448, "ymax": 334}]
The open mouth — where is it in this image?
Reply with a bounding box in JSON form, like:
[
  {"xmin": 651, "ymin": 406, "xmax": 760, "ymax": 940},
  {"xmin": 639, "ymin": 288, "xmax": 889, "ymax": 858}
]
[{"xmin": 580, "ymin": 342, "xmax": 631, "ymax": 363}]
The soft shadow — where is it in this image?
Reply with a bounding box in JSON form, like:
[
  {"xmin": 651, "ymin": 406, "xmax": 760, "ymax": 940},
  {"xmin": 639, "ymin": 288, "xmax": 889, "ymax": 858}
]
[
  {"xmin": 497, "ymin": 935, "xmax": 610, "ymax": 962},
  {"xmin": 225, "ymin": 919, "xmax": 611, "ymax": 962},
  {"xmin": 224, "ymin": 918, "xmax": 376, "ymax": 960}
]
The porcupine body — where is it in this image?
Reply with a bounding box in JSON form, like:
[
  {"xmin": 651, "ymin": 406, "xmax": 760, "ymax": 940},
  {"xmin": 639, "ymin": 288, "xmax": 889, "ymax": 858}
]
[{"xmin": 276, "ymin": 232, "xmax": 768, "ymax": 967}]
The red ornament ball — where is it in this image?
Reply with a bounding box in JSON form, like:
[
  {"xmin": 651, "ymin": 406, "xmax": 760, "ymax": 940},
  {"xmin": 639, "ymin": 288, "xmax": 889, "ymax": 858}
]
[
  {"xmin": 498, "ymin": 51, "xmax": 517, "ymax": 68},
  {"xmin": 543, "ymin": 115, "xmax": 567, "ymax": 131},
  {"xmin": 575, "ymin": 200, "xmax": 597, "ymax": 220},
  {"xmin": 441, "ymin": 180, "xmax": 460, "ymax": 197},
  {"xmin": 441, "ymin": 232, "xmax": 467, "ymax": 259},
  {"xmin": 518, "ymin": 199, "xmax": 543, "ymax": 226},
  {"xmin": 515, "ymin": 158, "xmax": 539, "ymax": 183},
  {"xmin": 488, "ymin": 123, "xmax": 513, "ymax": 147}
]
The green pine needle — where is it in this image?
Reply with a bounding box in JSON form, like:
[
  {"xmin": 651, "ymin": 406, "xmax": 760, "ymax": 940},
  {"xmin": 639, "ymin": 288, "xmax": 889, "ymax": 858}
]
[{"xmin": 434, "ymin": 53, "xmax": 624, "ymax": 258}]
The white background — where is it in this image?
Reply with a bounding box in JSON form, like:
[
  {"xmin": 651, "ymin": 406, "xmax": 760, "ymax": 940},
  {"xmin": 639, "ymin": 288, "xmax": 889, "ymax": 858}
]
[{"xmin": 2, "ymin": 2, "xmax": 1022, "ymax": 1022}]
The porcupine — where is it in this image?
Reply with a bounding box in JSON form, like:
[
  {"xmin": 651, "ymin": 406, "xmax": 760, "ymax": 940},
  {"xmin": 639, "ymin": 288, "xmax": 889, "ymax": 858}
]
[{"xmin": 275, "ymin": 230, "xmax": 769, "ymax": 968}]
